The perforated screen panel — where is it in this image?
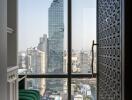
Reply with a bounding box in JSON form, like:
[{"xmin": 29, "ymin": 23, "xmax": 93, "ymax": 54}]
[{"xmin": 97, "ymin": 0, "xmax": 122, "ymax": 100}]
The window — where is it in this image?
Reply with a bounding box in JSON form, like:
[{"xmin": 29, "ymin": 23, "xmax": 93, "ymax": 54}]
[
  {"xmin": 26, "ymin": 78, "xmax": 67, "ymax": 100},
  {"xmin": 18, "ymin": 0, "xmax": 96, "ymax": 100},
  {"xmin": 72, "ymin": 0, "xmax": 96, "ymax": 74}
]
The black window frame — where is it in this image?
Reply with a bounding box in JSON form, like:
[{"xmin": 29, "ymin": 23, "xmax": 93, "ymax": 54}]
[{"xmin": 19, "ymin": 0, "xmax": 97, "ymax": 100}]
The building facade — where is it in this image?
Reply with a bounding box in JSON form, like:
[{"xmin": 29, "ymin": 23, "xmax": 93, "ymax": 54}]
[
  {"xmin": 79, "ymin": 51, "xmax": 92, "ymax": 73},
  {"xmin": 47, "ymin": 0, "xmax": 64, "ymax": 92},
  {"xmin": 28, "ymin": 48, "xmax": 46, "ymax": 96},
  {"xmin": 48, "ymin": 0, "xmax": 64, "ymax": 73},
  {"xmin": 37, "ymin": 34, "xmax": 48, "ymax": 72},
  {"xmin": 18, "ymin": 52, "xmax": 26, "ymax": 69}
]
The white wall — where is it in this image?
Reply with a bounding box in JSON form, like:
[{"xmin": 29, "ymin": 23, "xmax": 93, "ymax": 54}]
[{"xmin": 0, "ymin": 0, "xmax": 7, "ymax": 99}]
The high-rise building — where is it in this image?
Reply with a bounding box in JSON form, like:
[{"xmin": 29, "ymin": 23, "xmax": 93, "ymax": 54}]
[
  {"xmin": 37, "ymin": 34, "xmax": 47, "ymax": 52},
  {"xmin": 47, "ymin": 0, "xmax": 64, "ymax": 92},
  {"xmin": 31, "ymin": 48, "xmax": 45, "ymax": 74},
  {"xmin": 25, "ymin": 54, "xmax": 31, "ymax": 70},
  {"xmin": 28, "ymin": 48, "xmax": 46, "ymax": 96},
  {"xmin": 25, "ymin": 48, "xmax": 32, "ymax": 70},
  {"xmin": 64, "ymin": 51, "xmax": 80, "ymax": 73},
  {"xmin": 79, "ymin": 51, "xmax": 91, "ymax": 73},
  {"xmin": 18, "ymin": 51, "xmax": 26, "ymax": 69},
  {"xmin": 37, "ymin": 34, "xmax": 48, "ymax": 72},
  {"xmin": 48, "ymin": 0, "xmax": 64, "ymax": 73}
]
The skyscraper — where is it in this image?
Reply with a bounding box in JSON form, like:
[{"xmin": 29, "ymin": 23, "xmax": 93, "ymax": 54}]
[
  {"xmin": 48, "ymin": 0, "xmax": 64, "ymax": 73},
  {"xmin": 29, "ymin": 48, "xmax": 46, "ymax": 96},
  {"xmin": 37, "ymin": 34, "xmax": 48, "ymax": 73},
  {"xmin": 47, "ymin": 0, "xmax": 64, "ymax": 92},
  {"xmin": 37, "ymin": 34, "xmax": 47, "ymax": 53}
]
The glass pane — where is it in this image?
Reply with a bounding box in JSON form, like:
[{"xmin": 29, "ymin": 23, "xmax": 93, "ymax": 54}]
[
  {"xmin": 24, "ymin": 78, "xmax": 68, "ymax": 100},
  {"xmin": 18, "ymin": 0, "xmax": 67, "ymax": 74},
  {"xmin": 72, "ymin": 0, "xmax": 97, "ymax": 74},
  {"xmin": 71, "ymin": 78, "xmax": 97, "ymax": 100}
]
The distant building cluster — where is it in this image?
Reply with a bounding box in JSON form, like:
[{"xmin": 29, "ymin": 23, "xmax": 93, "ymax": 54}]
[
  {"xmin": 17, "ymin": 0, "xmax": 97, "ymax": 99},
  {"xmin": 64, "ymin": 50, "xmax": 96, "ymax": 74},
  {"xmin": 71, "ymin": 78, "xmax": 96, "ymax": 100}
]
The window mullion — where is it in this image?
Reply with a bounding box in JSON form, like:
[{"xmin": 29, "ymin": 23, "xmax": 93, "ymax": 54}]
[{"xmin": 68, "ymin": 0, "xmax": 72, "ymax": 100}]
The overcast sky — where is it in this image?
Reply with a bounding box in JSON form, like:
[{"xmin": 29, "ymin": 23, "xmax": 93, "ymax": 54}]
[{"xmin": 18, "ymin": 0, "xmax": 96, "ymax": 51}]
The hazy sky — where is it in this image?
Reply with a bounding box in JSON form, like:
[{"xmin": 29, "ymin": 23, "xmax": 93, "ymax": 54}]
[{"xmin": 18, "ymin": 0, "xmax": 96, "ymax": 51}]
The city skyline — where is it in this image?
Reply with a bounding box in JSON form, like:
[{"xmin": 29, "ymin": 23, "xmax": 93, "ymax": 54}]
[
  {"xmin": 17, "ymin": 0, "xmax": 97, "ymax": 96},
  {"xmin": 18, "ymin": 0, "xmax": 96, "ymax": 51}
]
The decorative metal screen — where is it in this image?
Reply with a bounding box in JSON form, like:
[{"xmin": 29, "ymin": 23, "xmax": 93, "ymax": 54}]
[{"xmin": 97, "ymin": 0, "xmax": 122, "ymax": 100}]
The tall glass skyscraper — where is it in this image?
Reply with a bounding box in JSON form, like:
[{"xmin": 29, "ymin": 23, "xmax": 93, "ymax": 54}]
[
  {"xmin": 48, "ymin": 0, "xmax": 64, "ymax": 73},
  {"xmin": 47, "ymin": 0, "xmax": 64, "ymax": 92}
]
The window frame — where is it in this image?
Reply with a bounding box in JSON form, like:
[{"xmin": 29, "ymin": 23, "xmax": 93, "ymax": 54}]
[{"xmin": 18, "ymin": 0, "xmax": 97, "ymax": 100}]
